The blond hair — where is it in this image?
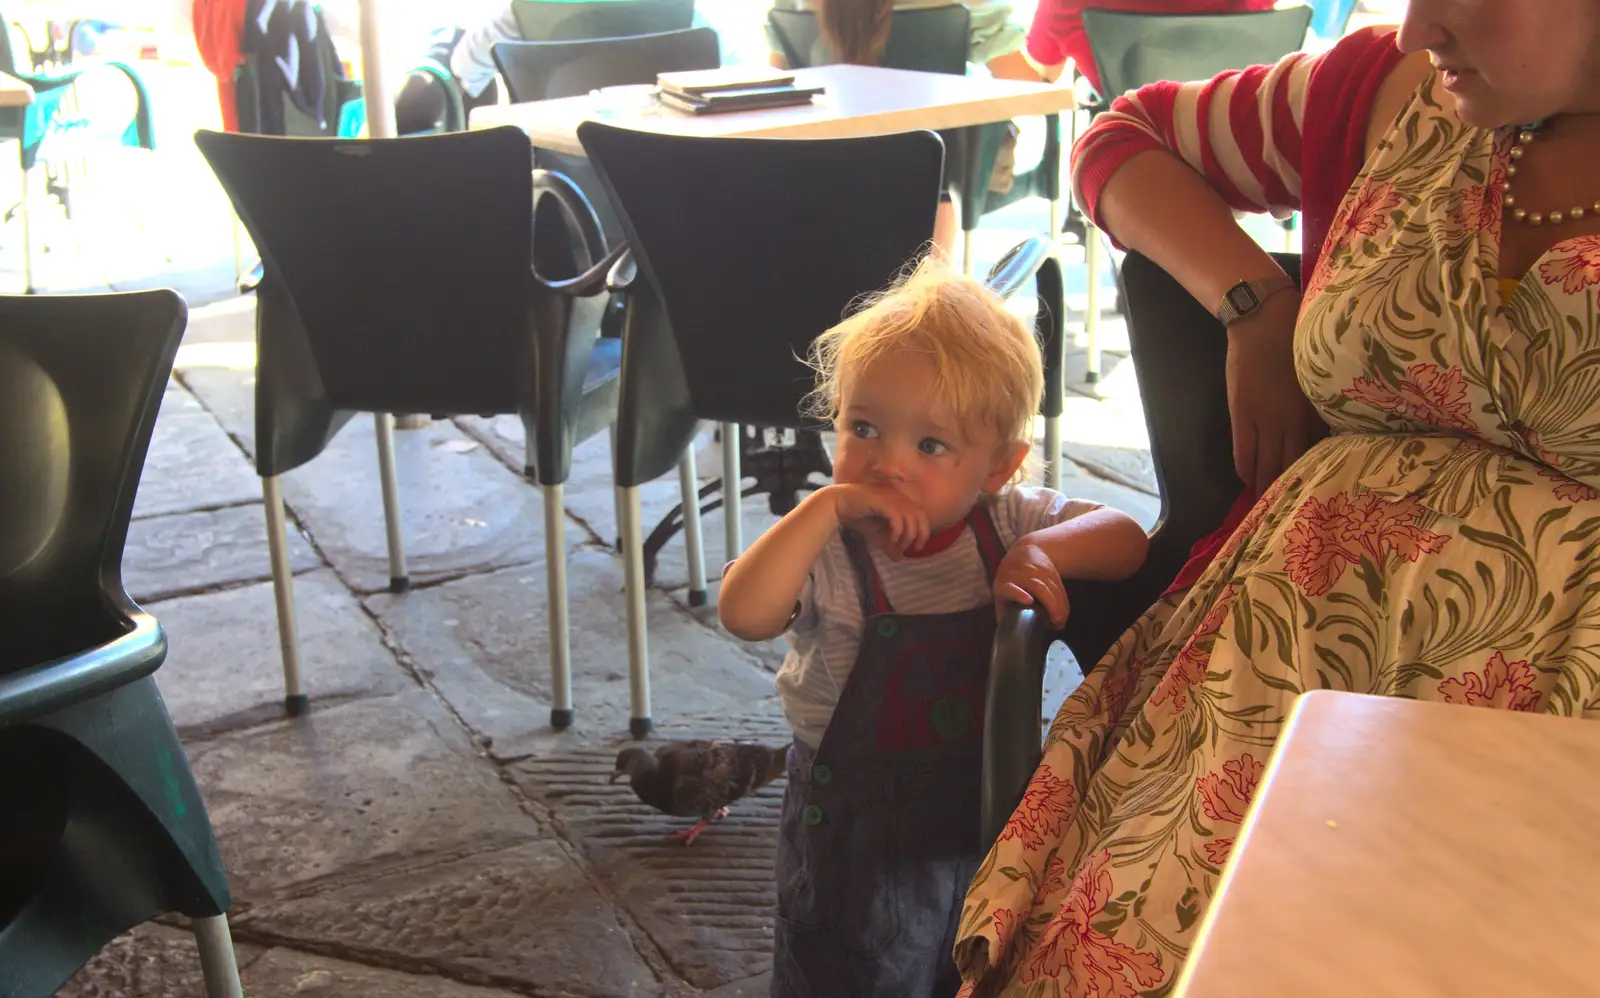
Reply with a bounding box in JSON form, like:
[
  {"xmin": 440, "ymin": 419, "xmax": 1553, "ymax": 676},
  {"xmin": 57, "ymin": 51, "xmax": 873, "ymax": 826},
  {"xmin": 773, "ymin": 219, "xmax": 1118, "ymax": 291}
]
[{"xmin": 806, "ymin": 256, "xmax": 1044, "ymax": 457}]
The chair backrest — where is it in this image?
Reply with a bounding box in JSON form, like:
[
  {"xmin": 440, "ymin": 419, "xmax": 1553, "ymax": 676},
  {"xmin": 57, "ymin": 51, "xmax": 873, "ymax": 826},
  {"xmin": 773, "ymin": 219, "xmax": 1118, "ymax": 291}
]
[
  {"xmin": 766, "ymin": 6, "xmax": 969, "ymax": 74},
  {"xmin": 580, "ymin": 123, "xmax": 944, "ymax": 431},
  {"xmin": 0, "ymin": 291, "xmax": 186, "ymax": 667},
  {"xmin": 1308, "ymin": 0, "xmax": 1357, "ymax": 40},
  {"xmin": 1122, "ymin": 250, "xmax": 1301, "ymax": 562},
  {"xmin": 492, "ymin": 27, "xmax": 720, "ymax": 103},
  {"xmin": 193, "ymin": 127, "xmax": 602, "ymax": 421},
  {"xmin": 1082, "ymin": 6, "xmax": 1313, "ymax": 98},
  {"xmin": 511, "ymin": 0, "xmax": 696, "ymax": 42}
]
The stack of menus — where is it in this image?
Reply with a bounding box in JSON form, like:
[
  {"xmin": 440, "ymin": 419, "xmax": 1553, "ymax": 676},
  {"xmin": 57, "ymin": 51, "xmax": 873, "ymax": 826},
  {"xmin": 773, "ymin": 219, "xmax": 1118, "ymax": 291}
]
[{"xmin": 656, "ymin": 67, "xmax": 825, "ymax": 115}]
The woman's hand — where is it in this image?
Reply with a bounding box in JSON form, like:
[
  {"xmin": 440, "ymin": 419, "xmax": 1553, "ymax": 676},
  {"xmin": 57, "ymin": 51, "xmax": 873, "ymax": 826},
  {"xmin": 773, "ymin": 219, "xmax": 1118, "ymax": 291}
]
[
  {"xmin": 829, "ymin": 484, "xmax": 930, "ymax": 561},
  {"xmin": 993, "ymin": 540, "xmax": 1070, "ymax": 627},
  {"xmin": 1224, "ymin": 290, "xmax": 1325, "ymax": 497}
]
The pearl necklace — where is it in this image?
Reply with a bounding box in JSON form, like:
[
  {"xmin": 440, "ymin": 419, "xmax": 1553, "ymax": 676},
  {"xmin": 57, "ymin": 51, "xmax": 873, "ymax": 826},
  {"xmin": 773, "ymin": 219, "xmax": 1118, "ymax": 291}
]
[{"xmin": 1504, "ymin": 120, "xmax": 1598, "ymax": 226}]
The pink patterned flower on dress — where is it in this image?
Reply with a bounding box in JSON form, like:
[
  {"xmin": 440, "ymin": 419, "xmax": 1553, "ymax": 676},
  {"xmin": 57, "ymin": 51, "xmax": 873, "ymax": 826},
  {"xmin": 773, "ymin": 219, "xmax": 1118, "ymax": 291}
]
[
  {"xmin": 1452, "ymin": 169, "xmax": 1504, "ymax": 235},
  {"xmin": 1215, "ymin": 477, "xmax": 1298, "ymax": 564},
  {"xmin": 1538, "ymin": 235, "xmax": 1600, "ymax": 295},
  {"xmin": 1282, "ymin": 492, "xmax": 1451, "ymax": 597},
  {"xmin": 1536, "ymin": 465, "xmax": 1600, "ymax": 503},
  {"xmin": 1438, "ymin": 650, "xmax": 1543, "ymax": 711},
  {"xmin": 1149, "ymin": 586, "xmax": 1237, "ymax": 713},
  {"xmin": 1203, "ymin": 838, "xmax": 1234, "ymax": 867},
  {"xmin": 1341, "ymin": 362, "xmax": 1478, "ymax": 432},
  {"xmin": 1035, "ymin": 853, "xmax": 1069, "ymax": 904},
  {"xmin": 1021, "ymin": 851, "xmax": 1166, "ymax": 993},
  {"xmin": 1343, "ymin": 181, "xmax": 1405, "ymax": 239},
  {"xmin": 997, "ymin": 766, "xmax": 1076, "ymax": 851},
  {"xmin": 1196, "ymin": 753, "xmax": 1264, "ymax": 825},
  {"xmin": 1095, "ymin": 664, "xmax": 1139, "ymax": 722},
  {"xmin": 988, "ymin": 907, "xmax": 1024, "ymax": 967}
]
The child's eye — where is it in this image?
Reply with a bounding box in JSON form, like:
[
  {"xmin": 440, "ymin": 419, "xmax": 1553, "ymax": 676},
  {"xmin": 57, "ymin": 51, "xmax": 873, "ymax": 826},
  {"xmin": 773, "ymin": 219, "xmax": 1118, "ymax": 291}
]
[
  {"xmin": 851, "ymin": 421, "xmax": 879, "ymax": 439},
  {"xmin": 918, "ymin": 438, "xmax": 949, "ymax": 455}
]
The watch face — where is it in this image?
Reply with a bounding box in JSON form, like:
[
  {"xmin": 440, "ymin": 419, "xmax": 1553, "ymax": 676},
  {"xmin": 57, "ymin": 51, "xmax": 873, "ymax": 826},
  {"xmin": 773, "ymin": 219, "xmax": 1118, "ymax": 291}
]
[{"xmin": 1227, "ymin": 285, "xmax": 1260, "ymax": 313}]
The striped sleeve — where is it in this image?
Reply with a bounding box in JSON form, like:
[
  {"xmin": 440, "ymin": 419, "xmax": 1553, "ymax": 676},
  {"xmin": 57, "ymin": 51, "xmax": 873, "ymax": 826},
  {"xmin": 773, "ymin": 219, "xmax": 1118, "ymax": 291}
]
[{"xmin": 1070, "ymin": 47, "xmax": 1317, "ymax": 234}]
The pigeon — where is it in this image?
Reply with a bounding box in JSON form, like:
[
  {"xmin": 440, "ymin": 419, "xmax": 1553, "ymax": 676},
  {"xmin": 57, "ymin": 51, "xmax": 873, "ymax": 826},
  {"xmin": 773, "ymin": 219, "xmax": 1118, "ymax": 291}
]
[{"xmin": 610, "ymin": 740, "xmax": 788, "ymax": 845}]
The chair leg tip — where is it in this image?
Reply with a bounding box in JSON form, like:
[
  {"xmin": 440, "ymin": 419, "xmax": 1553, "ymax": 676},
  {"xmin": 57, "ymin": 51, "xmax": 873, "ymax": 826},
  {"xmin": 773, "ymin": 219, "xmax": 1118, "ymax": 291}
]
[
  {"xmin": 688, "ymin": 589, "xmax": 708, "ymax": 607},
  {"xmin": 284, "ymin": 694, "xmax": 310, "ymax": 716},
  {"xmin": 629, "ymin": 717, "xmax": 652, "ymax": 740},
  {"xmin": 389, "ymin": 575, "xmax": 411, "ymax": 593},
  {"xmin": 550, "ymin": 708, "xmax": 574, "ymax": 730}
]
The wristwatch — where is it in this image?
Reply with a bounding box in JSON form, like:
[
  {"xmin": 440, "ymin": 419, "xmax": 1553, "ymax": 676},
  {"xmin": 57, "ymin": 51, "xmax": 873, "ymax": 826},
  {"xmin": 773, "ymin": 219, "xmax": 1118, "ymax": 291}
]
[{"xmin": 1215, "ymin": 274, "xmax": 1296, "ymax": 327}]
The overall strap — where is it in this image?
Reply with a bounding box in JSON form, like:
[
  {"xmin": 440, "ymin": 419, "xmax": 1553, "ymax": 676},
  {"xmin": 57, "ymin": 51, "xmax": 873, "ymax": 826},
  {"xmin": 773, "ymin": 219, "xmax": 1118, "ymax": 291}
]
[
  {"xmin": 968, "ymin": 501, "xmax": 1007, "ymax": 584},
  {"xmin": 840, "ymin": 528, "xmax": 894, "ymax": 616}
]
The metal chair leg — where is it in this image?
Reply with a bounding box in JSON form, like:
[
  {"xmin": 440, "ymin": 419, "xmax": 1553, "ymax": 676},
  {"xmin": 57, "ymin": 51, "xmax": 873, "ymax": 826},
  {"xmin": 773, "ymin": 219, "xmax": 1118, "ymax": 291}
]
[
  {"xmin": 20, "ymin": 164, "xmax": 34, "ymax": 294},
  {"xmin": 262, "ymin": 475, "xmax": 306, "ymax": 715},
  {"xmin": 191, "ymin": 914, "xmax": 244, "ymax": 998},
  {"xmin": 1049, "ymin": 198, "xmax": 1063, "ymax": 246},
  {"xmin": 373, "ymin": 413, "xmax": 409, "ymax": 591},
  {"xmin": 1043, "ymin": 414, "xmax": 1062, "ymax": 491},
  {"xmin": 962, "ymin": 228, "xmax": 976, "ymax": 276},
  {"xmin": 619, "ymin": 485, "xmax": 652, "ymax": 738},
  {"xmin": 721, "ymin": 423, "xmax": 743, "ymax": 560},
  {"xmin": 678, "ymin": 444, "xmax": 707, "ymax": 606},
  {"xmin": 542, "ymin": 482, "xmax": 573, "ymax": 730},
  {"xmin": 1083, "ymin": 220, "xmax": 1103, "ymax": 385}
]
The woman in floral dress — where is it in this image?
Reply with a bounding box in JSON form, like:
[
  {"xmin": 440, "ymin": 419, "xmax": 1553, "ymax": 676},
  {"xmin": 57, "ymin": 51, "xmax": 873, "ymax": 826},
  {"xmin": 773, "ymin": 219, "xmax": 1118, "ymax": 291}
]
[{"xmin": 957, "ymin": 4, "xmax": 1600, "ymax": 995}]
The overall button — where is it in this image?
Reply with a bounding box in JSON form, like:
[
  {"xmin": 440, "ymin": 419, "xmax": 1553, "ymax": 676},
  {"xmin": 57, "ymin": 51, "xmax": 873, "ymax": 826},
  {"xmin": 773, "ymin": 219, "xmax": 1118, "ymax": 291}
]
[
  {"xmin": 811, "ymin": 763, "xmax": 833, "ymax": 785},
  {"xmin": 875, "ymin": 617, "xmax": 899, "ymax": 638},
  {"xmin": 803, "ymin": 804, "xmax": 825, "ymax": 826}
]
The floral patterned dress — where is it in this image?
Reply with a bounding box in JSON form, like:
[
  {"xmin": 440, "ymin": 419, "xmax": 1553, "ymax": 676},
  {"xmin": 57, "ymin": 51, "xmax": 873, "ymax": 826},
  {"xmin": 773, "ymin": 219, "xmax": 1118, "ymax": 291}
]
[{"xmin": 955, "ymin": 74, "xmax": 1600, "ymax": 997}]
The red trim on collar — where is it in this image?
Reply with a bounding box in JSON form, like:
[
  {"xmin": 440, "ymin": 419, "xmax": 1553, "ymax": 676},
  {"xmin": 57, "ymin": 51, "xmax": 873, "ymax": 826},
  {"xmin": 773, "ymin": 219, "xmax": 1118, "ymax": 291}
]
[{"xmin": 904, "ymin": 517, "xmax": 968, "ymax": 558}]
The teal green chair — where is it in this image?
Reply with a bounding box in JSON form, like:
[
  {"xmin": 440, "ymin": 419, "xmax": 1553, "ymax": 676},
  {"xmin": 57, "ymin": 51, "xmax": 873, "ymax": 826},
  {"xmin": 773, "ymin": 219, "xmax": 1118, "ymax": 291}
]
[
  {"xmin": 0, "ymin": 290, "xmax": 242, "ymax": 998},
  {"xmin": 512, "ymin": 0, "xmax": 696, "ymax": 41}
]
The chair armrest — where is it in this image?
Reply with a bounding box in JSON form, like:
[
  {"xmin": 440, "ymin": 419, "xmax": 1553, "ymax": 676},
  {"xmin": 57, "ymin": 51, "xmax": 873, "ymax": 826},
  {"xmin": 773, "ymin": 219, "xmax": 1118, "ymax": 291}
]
[
  {"xmin": 607, "ymin": 246, "xmax": 636, "ymax": 293},
  {"xmin": 984, "ymin": 234, "xmax": 1054, "ymax": 301},
  {"xmin": 982, "ymin": 605, "xmax": 1058, "ymax": 848},
  {"xmin": 0, "ymin": 613, "xmax": 166, "ymax": 727}
]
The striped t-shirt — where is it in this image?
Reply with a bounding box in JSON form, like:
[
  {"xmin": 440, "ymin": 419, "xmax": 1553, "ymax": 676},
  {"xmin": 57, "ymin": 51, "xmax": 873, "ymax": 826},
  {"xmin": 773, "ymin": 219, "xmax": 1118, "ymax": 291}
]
[{"xmin": 776, "ymin": 485, "xmax": 1102, "ymax": 748}]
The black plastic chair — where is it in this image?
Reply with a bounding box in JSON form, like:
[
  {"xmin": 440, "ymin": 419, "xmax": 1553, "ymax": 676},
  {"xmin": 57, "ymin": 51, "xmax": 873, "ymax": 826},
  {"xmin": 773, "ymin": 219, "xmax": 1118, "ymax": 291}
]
[
  {"xmin": 0, "ymin": 290, "xmax": 242, "ymax": 997},
  {"xmin": 511, "ymin": 0, "xmax": 696, "ymax": 42},
  {"xmin": 980, "ymin": 251, "xmax": 1300, "ymax": 846},
  {"xmin": 492, "ymin": 28, "xmax": 722, "ymax": 245},
  {"xmin": 194, "ymin": 126, "xmax": 648, "ymax": 733},
  {"xmin": 1071, "ymin": 5, "xmax": 1313, "ymax": 383},
  {"xmin": 766, "ymin": 6, "xmax": 1063, "ymax": 277},
  {"xmin": 579, "ymin": 122, "xmax": 1065, "ymax": 737}
]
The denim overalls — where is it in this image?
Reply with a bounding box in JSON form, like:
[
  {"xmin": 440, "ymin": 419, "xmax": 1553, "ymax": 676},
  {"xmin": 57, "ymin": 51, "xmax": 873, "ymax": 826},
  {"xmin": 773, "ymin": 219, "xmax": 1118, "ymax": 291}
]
[{"xmin": 772, "ymin": 505, "xmax": 1006, "ymax": 998}]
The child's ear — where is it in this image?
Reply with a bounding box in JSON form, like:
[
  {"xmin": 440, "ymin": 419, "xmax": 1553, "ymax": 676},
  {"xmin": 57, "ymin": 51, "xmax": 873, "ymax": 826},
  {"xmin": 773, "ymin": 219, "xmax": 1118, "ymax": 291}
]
[{"xmin": 983, "ymin": 440, "xmax": 1031, "ymax": 493}]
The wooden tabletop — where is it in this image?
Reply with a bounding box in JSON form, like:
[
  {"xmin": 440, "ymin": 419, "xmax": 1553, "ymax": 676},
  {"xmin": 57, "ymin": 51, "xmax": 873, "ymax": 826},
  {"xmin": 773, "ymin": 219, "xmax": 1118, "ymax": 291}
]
[
  {"xmin": 470, "ymin": 64, "xmax": 1074, "ymax": 156},
  {"xmin": 0, "ymin": 73, "xmax": 35, "ymax": 108},
  {"xmin": 1176, "ymin": 690, "xmax": 1600, "ymax": 998}
]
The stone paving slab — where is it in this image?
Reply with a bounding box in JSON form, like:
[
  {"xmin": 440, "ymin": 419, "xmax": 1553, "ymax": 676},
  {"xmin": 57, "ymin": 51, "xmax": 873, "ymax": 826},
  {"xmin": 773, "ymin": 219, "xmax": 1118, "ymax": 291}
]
[
  {"xmin": 510, "ymin": 709, "xmax": 792, "ymax": 992},
  {"xmin": 150, "ymin": 569, "xmax": 408, "ymax": 736},
  {"xmin": 57, "ymin": 922, "xmax": 268, "ymax": 998},
  {"xmin": 366, "ymin": 550, "xmax": 780, "ymax": 759},
  {"xmin": 235, "ymin": 840, "xmax": 663, "ymax": 998},
  {"xmin": 187, "ymin": 689, "xmax": 542, "ymax": 904},
  {"xmin": 238, "ymin": 946, "xmax": 532, "ymax": 998},
  {"xmin": 125, "ymin": 501, "xmax": 320, "ymax": 603},
  {"xmin": 132, "ymin": 384, "xmax": 262, "ymax": 520},
  {"xmin": 175, "ymin": 363, "xmax": 577, "ymax": 593}
]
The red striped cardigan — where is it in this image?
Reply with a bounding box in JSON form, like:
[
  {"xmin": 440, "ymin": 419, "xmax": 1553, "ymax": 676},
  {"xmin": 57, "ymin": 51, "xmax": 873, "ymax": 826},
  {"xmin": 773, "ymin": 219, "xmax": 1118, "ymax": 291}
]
[{"xmin": 1067, "ymin": 25, "xmax": 1409, "ymax": 592}]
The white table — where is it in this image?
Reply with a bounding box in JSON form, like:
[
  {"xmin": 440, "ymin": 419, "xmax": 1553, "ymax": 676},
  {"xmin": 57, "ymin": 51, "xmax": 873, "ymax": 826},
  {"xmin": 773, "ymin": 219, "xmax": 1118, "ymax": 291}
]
[
  {"xmin": 471, "ymin": 63, "xmax": 1074, "ymax": 156},
  {"xmin": 1176, "ymin": 690, "xmax": 1600, "ymax": 998},
  {"xmin": 474, "ymin": 62, "xmax": 1074, "ymax": 275}
]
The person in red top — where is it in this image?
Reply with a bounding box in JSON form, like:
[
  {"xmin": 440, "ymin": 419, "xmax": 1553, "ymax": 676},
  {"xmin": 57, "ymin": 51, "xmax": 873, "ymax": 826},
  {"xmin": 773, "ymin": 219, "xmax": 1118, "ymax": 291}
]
[{"xmin": 1023, "ymin": 0, "xmax": 1277, "ymax": 94}]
